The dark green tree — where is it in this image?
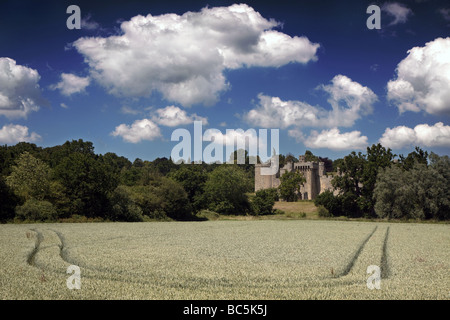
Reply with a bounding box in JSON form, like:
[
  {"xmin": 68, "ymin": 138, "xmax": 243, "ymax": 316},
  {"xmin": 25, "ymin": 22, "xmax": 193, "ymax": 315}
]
[
  {"xmin": 203, "ymin": 165, "xmax": 252, "ymax": 214},
  {"xmin": 54, "ymin": 153, "xmax": 118, "ymax": 218},
  {"xmin": 278, "ymin": 170, "xmax": 306, "ymax": 202}
]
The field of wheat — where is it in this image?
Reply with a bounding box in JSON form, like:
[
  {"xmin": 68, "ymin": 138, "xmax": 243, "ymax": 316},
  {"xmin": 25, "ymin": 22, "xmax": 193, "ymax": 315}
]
[{"xmin": 0, "ymin": 220, "xmax": 448, "ymax": 299}]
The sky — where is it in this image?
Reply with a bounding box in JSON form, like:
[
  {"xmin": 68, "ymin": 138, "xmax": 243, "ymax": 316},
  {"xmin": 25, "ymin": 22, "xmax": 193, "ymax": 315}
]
[{"xmin": 0, "ymin": 0, "xmax": 449, "ymax": 163}]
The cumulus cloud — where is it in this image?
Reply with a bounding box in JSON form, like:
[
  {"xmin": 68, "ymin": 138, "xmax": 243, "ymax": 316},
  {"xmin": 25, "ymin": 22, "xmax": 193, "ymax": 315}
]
[
  {"xmin": 111, "ymin": 119, "xmax": 161, "ymax": 143},
  {"xmin": 73, "ymin": 4, "xmax": 319, "ymax": 107},
  {"xmin": 81, "ymin": 14, "xmax": 100, "ymax": 30},
  {"xmin": 244, "ymin": 75, "xmax": 377, "ymax": 128},
  {"xmin": 382, "ymin": 2, "xmax": 413, "ymax": 26},
  {"xmin": 50, "ymin": 73, "xmax": 90, "ymax": 96},
  {"xmin": 152, "ymin": 106, "xmax": 207, "ymax": 127},
  {"xmin": 0, "ymin": 57, "xmax": 44, "ymax": 119},
  {"xmin": 289, "ymin": 128, "xmax": 368, "ymax": 151},
  {"xmin": 0, "ymin": 124, "xmax": 41, "ymax": 144},
  {"xmin": 379, "ymin": 122, "xmax": 450, "ymax": 149},
  {"xmin": 387, "ymin": 37, "xmax": 450, "ymax": 115}
]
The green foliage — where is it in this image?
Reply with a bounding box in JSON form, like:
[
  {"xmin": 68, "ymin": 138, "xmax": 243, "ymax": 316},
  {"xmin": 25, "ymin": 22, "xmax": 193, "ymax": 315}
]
[
  {"xmin": 109, "ymin": 186, "xmax": 144, "ymax": 222},
  {"xmin": 314, "ymin": 190, "xmax": 341, "ymax": 216},
  {"xmin": 15, "ymin": 198, "xmax": 59, "ymax": 222},
  {"xmin": 0, "ymin": 177, "xmax": 19, "ymax": 222},
  {"xmin": 398, "ymin": 147, "xmax": 428, "ymax": 171},
  {"xmin": 127, "ymin": 177, "xmax": 192, "ymax": 220},
  {"xmin": 374, "ymin": 153, "xmax": 450, "ymax": 220},
  {"xmin": 278, "ymin": 170, "xmax": 305, "ymax": 202},
  {"xmin": 332, "ymin": 144, "xmax": 395, "ymax": 217},
  {"xmin": 168, "ymin": 164, "xmax": 208, "ymax": 212},
  {"xmin": 304, "ymin": 150, "xmax": 319, "ymax": 162},
  {"xmin": 196, "ymin": 209, "xmax": 220, "ymax": 220},
  {"xmin": 204, "ymin": 165, "xmax": 252, "ymax": 214},
  {"xmin": 6, "ymin": 152, "xmax": 52, "ymax": 201},
  {"xmin": 252, "ymin": 188, "xmax": 278, "ymax": 215},
  {"xmin": 317, "ymin": 205, "xmax": 331, "ymax": 217},
  {"xmin": 54, "ymin": 152, "xmax": 118, "ymax": 218}
]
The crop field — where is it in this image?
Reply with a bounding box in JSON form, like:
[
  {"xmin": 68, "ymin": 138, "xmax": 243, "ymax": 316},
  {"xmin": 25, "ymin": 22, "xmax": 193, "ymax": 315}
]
[{"xmin": 0, "ymin": 220, "xmax": 448, "ymax": 300}]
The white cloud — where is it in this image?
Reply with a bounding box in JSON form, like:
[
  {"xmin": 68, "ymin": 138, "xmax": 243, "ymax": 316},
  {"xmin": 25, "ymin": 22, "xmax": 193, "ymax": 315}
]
[
  {"xmin": 51, "ymin": 73, "xmax": 90, "ymax": 96},
  {"xmin": 0, "ymin": 124, "xmax": 41, "ymax": 144},
  {"xmin": 111, "ymin": 119, "xmax": 161, "ymax": 143},
  {"xmin": 120, "ymin": 106, "xmax": 142, "ymax": 115},
  {"xmin": 81, "ymin": 14, "xmax": 100, "ymax": 30},
  {"xmin": 152, "ymin": 105, "xmax": 207, "ymax": 127},
  {"xmin": 295, "ymin": 128, "xmax": 368, "ymax": 151},
  {"xmin": 60, "ymin": 103, "xmax": 69, "ymax": 109},
  {"xmin": 382, "ymin": 2, "xmax": 413, "ymax": 26},
  {"xmin": 244, "ymin": 75, "xmax": 377, "ymax": 128},
  {"xmin": 387, "ymin": 37, "xmax": 450, "ymax": 115},
  {"xmin": 379, "ymin": 122, "xmax": 450, "ymax": 149},
  {"xmin": 0, "ymin": 57, "xmax": 43, "ymax": 119},
  {"xmin": 379, "ymin": 125, "xmax": 416, "ymax": 149},
  {"xmin": 73, "ymin": 4, "xmax": 319, "ymax": 107}
]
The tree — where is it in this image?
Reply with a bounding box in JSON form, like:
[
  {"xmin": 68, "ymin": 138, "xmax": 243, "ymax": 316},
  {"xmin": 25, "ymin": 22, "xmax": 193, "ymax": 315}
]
[
  {"xmin": 6, "ymin": 152, "xmax": 52, "ymax": 201},
  {"xmin": 314, "ymin": 190, "xmax": 341, "ymax": 216},
  {"xmin": 398, "ymin": 146, "xmax": 428, "ymax": 171},
  {"xmin": 252, "ymin": 188, "xmax": 278, "ymax": 215},
  {"xmin": 15, "ymin": 198, "xmax": 59, "ymax": 222},
  {"xmin": 278, "ymin": 170, "xmax": 305, "ymax": 202},
  {"xmin": 54, "ymin": 153, "xmax": 118, "ymax": 218},
  {"xmin": 0, "ymin": 177, "xmax": 19, "ymax": 222},
  {"xmin": 127, "ymin": 177, "xmax": 192, "ymax": 220},
  {"xmin": 203, "ymin": 165, "xmax": 252, "ymax": 214},
  {"xmin": 332, "ymin": 144, "xmax": 395, "ymax": 217},
  {"xmin": 168, "ymin": 165, "xmax": 208, "ymax": 213},
  {"xmin": 109, "ymin": 186, "xmax": 144, "ymax": 222},
  {"xmin": 304, "ymin": 150, "xmax": 319, "ymax": 162},
  {"xmin": 373, "ymin": 153, "xmax": 449, "ymax": 220}
]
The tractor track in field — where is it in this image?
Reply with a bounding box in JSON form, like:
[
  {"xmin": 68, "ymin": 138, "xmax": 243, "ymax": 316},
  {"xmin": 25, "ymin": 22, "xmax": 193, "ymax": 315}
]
[
  {"xmin": 338, "ymin": 226, "xmax": 378, "ymax": 277},
  {"xmin": 26, "ymin": 229, "xmax": 43, "ymax": 266},
  {"xmin": 380, "ymin": 226, "xmax": 390, "ymax": 279},
  {"xmin": 26, "ymin": 228, "xmax": 75, "ymax": 268}
]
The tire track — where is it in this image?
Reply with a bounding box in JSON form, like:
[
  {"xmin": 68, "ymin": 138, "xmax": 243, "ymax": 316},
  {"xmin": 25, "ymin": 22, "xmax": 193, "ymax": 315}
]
[
  {"xmin": 50, "ymin": 229, "xmax": 75, "ymax": 266},
  {"xmin": 337, "ymin": 226, "xmax": 378, "ymax": 277},
  {"xmin": 26, "ymin": 229, "xmax": 43, "ymax": 266},
  {"xmin": 380, "ymin": 226, "xmax": 390, "ymax": 279}
]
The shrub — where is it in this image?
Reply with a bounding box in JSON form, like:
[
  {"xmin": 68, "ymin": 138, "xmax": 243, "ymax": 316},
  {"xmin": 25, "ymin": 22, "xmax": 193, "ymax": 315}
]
[
  {"xmin": 196, "ymin": 209, "xmax": 220, "ymax": 221},
  {"xmin": 15, "ymin": 198, "xmax": 59, "ymax": 221},
  {"xmin": 252, "ymin": 188, "xmax": 277, "ymax": 215},
  {"xmin": 204, "ymin": 166, "xmax": 252, "ymax": 215},
  {"xmin": 317, "ymin": 205, "xmax": 331, "ymax": 217},
  {"xmin": 109, "ymin": 186, "xmax": 144, "ymax": 222}
]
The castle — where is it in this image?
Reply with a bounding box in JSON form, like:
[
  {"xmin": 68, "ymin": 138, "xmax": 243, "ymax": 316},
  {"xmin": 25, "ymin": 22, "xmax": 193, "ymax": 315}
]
[{"xmin": 255, "ymin": 155, "xmax": 334, "ymax": 200}]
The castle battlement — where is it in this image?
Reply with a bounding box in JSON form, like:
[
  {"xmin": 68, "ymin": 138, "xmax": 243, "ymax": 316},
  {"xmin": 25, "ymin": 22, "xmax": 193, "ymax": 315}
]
[{"xmin": 255, "ymin": 155, "xmax": 333, "ymax": 200}]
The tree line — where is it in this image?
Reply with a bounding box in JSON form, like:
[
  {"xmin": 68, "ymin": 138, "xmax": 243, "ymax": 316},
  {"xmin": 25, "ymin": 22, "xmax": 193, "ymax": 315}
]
[
  {"xmin": 314, "ymin": 144, "xmax": 449, "ymax": 220},
  {"xmin": 0, "ymin": 140, "xmax": 448, "ymax": 222},
  {"xmin": 0, "ymin": 140, "xmax": 262, "ymax": 222}
]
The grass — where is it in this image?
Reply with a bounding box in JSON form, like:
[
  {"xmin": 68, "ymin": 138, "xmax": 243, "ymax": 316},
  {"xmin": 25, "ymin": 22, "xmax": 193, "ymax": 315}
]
[{"xmin": 0, "ymin": 220, "xmax": 448, "ymax": 299}]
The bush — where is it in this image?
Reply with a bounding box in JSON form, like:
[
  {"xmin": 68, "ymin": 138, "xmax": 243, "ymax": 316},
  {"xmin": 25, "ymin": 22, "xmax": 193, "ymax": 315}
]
[
  {"xmin": 109, "ymin": 186, "xmax": 144, "ymax": 222},
  {"xmin": 127, "ymin": 177, "xmax": 193, "ymax": 220},
  {"xmin": 196, "ymin": 209, "xmax": 220, "ymax": 221},
  {"xmin": 15, "ymin": 198, "xmax": 59, "ymax": 221},
  {"xmin": 317, "ymin": 205, "xmax": 331, "ymax": 217},
  {"xmin": 314, "ymin": 190, "xmax": 340, "ymax": 216},
  {"xmin": 252, "ymin": 188, "xmax": 277, "ymax": 215},
  {"xmin": 204, "ymin": 166, "xmax": 252, "ymax": 215}
]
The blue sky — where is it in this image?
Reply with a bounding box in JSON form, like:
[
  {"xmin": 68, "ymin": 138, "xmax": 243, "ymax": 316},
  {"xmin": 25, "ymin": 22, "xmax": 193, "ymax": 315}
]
[{"xmin": 0, "ymin": 0, "xmax": 449, "ymax": 162}]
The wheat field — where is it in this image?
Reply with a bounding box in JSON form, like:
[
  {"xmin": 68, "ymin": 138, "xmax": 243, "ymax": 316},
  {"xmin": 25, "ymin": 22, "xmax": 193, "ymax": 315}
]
[{"xmin": 0, "ymin": 220, "xmax": 448, "ymax": 299}]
